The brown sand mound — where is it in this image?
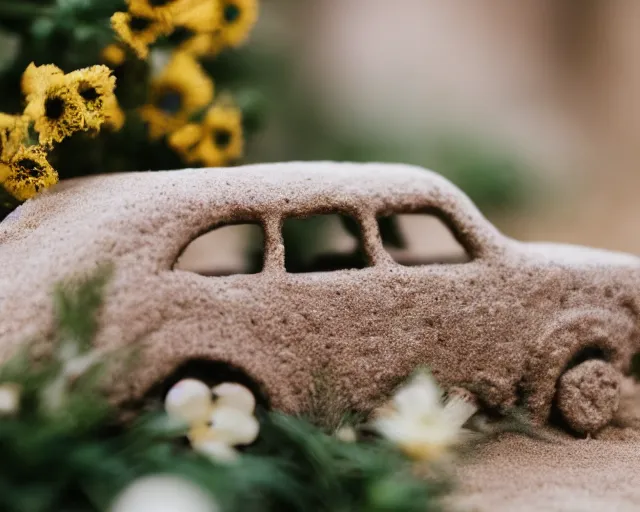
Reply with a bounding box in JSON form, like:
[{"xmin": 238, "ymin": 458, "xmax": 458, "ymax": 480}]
[{"xmin": 452, "ymin": 433, "xmax": 640, "ymax": 512}]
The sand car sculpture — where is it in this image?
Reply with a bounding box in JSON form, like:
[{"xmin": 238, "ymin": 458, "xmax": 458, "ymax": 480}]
[{"xmin": 0, "ymin": 161, "xmax": 639, "ymax": 434}]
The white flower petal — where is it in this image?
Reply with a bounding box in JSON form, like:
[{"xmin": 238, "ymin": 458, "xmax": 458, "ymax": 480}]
[
  {"xmin": 0, "ymin": 383, "xmax": 20, "ymax": 415},
  {"xmin": 208, "ymin": 406, "xmax": 260, "ymax": 446},
  {"xmin": 374, "ymin": 414, "xmax": 459, "ymax": 461},
  {"xmin": 442, "ymin": 394, "xmax": 478, "ymax": 429},
  {"xmin": 373, "ymin": 376, "xmax": 477, "ymax": 462},
  {"xmin": 165, "ymin": 379, "xmax": 213, "ymax": 425},
  {"xmin": 109, "ymin": 475, "xmax": 219, "ymax": 512},
  {"xmin": 335, "ymin": 426, "xmax": 357, "ymax": 443},
  {"xmin": 393, "ymin": 371, "xmax": 442, "ymax": 417},
  {"xmin": 211, "ymin": 382, "xmax": 255, "ymax": 414},
  {"xmin": 193, "ymin": 440, "xmax": 239, "ymax": 463}
]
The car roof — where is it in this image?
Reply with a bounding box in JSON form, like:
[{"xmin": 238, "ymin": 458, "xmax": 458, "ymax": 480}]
[
  {"xmin": 0, "ymin": 162, "xmax": 505, "ymax": 278},
  {"xmin": 46, "ymin": 160, "xmax": 486, "ymax": 217}
]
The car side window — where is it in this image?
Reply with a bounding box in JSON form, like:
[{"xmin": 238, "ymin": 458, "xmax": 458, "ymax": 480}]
[
  {"xmin": 282, "ymin": 213, "xmax": 368, "ymax": 273},
  {"xmin": 378, "ymin": 210, "xmax": 471, "ymax": 265},
  {"xmin": 174, "ymin": 222, "xmax": 265, "ymax": 276}
]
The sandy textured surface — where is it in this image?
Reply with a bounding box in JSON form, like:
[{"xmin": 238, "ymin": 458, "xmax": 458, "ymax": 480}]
[
  {"xmin": 0, "ymin": 162, "xmax": 639, "ymax": 509},
  {"xmin": 451, "ymin": 384, "xmax": 640, "ymax": 511},
  {"xmin": 0, "ymin": 163, "xmax": 639, "ymax": 430},
  {"xmin": 452, "ymin": 433, "xmax": 640, "ymax": 512}
]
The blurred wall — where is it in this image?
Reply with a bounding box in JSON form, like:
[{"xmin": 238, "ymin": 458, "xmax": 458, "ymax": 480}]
[{"xmin": 284, "ymin": 0, "xmax": 640, "ymax": 254}]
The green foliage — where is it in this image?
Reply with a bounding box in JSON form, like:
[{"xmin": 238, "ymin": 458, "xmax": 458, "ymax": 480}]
[
  {"xmin": 53, "ymin": 265, "xmax": 112, "ymax": 352},
  {"xmin": 0, "ymin": 269, "xmax": 452, "ymax": 512},
  {"xmin": 251, "ymin": 413, "xmax": 450, "ymax": 512},
  {"xmin": 429, "ymin": 140, "xmax": 531, "ymax": 213}
]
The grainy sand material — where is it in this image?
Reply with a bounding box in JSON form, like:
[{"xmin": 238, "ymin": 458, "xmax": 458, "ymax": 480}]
[
  {"xmin": 0, "ymin": 162, "xmax": 640, "ymax": 510},
  {"xmin": 451, "ymin": 433, "xmax": 640, "ymax": 512},
  {"xmin": 0, "ymin": 163, "xmax": 639, "ymax": 433}
]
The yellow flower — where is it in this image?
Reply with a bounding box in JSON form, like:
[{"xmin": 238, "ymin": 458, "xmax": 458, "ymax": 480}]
[
  {"xmin": 0, "ymin": 163, "xmax": 10, "ymax": 183},
  {"xmin": 168, "ymin": 122, "xmax": 203, "ymax": 162},
  {"xmin": 23, "ymin": 64, "xmax": 117, "ymax": 144},
  {"xmin": 65, "ymin": 65, "xmax": 117, "ymax": 131},
  {"xmin": 169, "ymin": 0, "xmax": 258, "ymax": 57},
  {"xmin": 111, "ymin": 11, "xmax": 171, "ymax": 59},
  {"xmin": 104, "ymin": 95, "xmax": 126, "ymax": 131},
  {"xmin": 2, "ymin": 145, "xmax": 58, "ymax": 201},
  {"xmin": 101, "ymin": 43, "xmax": 127, "ymax": 67},
  {"xmin": 372, "ymin": 370, "xmax": 478, "ymax": 462},
  {"xmin": 21, "ymin": 62, "xmax": 64, "ymax": 98},
  {"xmin": 175, "ymin": 31, "xmax": 225, "ymax": 57},
  {"xmin": 169, "ymin": 100, "xmax": 243, "ymax": 166},
  {"xmin": 169, "ymin": 1, "xmax": 224, "ymax": 56},
  {"xmin": 126, "ymin": 0, "xmax": 203, "ymax": 23},
  {"xmin": 23, "ymin": 75, "xmax": 87, "ymax": 146},
  {"xmin": 218, "ymin": 0, "xmax": 259, "ymax": 48},
  {"xmin": 173, "ymin": 0, "xmax": 221, "ymax": 31},
  {"xmin": 140, "ymin": 52, "xmax": 213, "ymax": 139},
  {"xmin": 0, "ymin": 113, "xmax": 30, "ymax": 161}
]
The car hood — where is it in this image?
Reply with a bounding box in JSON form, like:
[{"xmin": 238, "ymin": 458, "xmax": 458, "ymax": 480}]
[{"xmin": 520, "ymin": 241, "xmax": 640, "ymax": 268}]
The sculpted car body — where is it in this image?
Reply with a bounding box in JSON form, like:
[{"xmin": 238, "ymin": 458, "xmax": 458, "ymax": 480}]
[{"xmin": 0, "ymin": 162, "xmax": 638, "ymax": 432}]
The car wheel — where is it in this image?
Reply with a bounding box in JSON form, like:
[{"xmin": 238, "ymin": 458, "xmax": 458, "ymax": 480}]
[{"xmin": 555, "ymin": 359, "xmax": 622, "ymax": 434}]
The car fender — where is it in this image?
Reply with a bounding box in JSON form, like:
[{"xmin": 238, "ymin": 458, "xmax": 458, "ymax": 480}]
[
  {"xmin": 106, "ymin": 321, "xmax": 308, "ymax": 413},
  {"xmin": 522, "ymin": 308, "xmax": 637, "ymax": 424}
]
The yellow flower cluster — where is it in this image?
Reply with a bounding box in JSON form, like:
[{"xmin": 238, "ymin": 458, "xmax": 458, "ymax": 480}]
[
  {"xmin": 139, "ymin": 50, "xmax": 245, "ymax": 166},
  {"xmin": 169, "ymin": 97, "xmax": 243, "ymax": 166},
  {"xmin": 139, "ymin": 51, "xmax": 214, "ymax": 139},
  {"xmin": 112, "ymin": 0, "xmax": 259, "ymax": 60},
  {"xmin": 0, "ymin": 63, "xmax": 122, "ymax": 202},
  {"xmin": 109, "ymin": 1, "xmax": 259, "ymax": 167}
]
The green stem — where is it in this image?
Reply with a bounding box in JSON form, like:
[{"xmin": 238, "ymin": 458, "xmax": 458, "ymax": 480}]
[{"xmin": 0, "ymin": 2, "xmax": 54, "ymax": 19}]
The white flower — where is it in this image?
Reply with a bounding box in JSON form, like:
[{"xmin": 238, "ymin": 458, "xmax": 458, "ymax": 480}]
[
  {"xmin": 212, "ymin": 382, "xmax": 255, "ymax": 415},
  {"xmin": 192, "ymin": 440, "xmax": 239, "ymax": 463},
  {"xmin": 392, "ymin": 371, "xmax": 442, "ymax": 419},
  {"xmin": 0, "ymin": 383, "xmax": 21, "ymax": 416},
  {"xmin": 372, "ymin": 371, "xmax": 477, "ymax": 462},
  {"xmin": 335, "ymin": 425, "xmax": 357, "ymax": 443},
  {"xmin": 207, "ymin": 406, "xmax": 260, "ymax": 445},
  {"xmin": 165, "ymin": 378, "xmax": 261, "ymax": 462},
  {"xmin": 109, "ymin": 475, "xmax": 219, "ymax": 512},
  {"xmin": 165, "ymin": 379, "xmax": 213, "ymax": 425},
  {"xmin": 189, "ymin": 406, "xmax": 260, "ymax": 462}
]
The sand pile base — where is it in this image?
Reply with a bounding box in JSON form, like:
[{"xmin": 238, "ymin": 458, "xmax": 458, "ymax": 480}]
[{"xmin": 451, "ymin": 432, "xmax": 640, "ymax": 512}]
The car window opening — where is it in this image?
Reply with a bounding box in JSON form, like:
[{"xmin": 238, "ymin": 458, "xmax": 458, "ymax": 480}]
[
  {"xmin": 378, "ymin": 212, "xmax": 471, "ymax": 265},
  {"xmin": 174, "ymin": 223, "xmax": 265, "ymax": 276},
  {"xmin": 283, "ymin": 214, "xmax": 368, "ymax": 273}
]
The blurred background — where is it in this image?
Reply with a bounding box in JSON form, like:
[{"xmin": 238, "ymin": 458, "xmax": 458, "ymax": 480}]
[
  {"xmin": 2, "ymin": 0, "xmax": 640, "ymax": 256},
  {"xmin": 243, "ymin": 0, "xmax": 640, "ymax": 254}
]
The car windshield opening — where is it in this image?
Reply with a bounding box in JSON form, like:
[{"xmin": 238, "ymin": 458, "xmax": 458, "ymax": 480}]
[
  {"xmin": 283, "ymin": 213, "xmax": 368, "ymax": 273},
  {"xmin": 174, "ymin": 222, "xmax": 265, "ymax": 276}
]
